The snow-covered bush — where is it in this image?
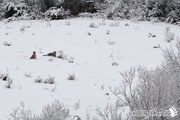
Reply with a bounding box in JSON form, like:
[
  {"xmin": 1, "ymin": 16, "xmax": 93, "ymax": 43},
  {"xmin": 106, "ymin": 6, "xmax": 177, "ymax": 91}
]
[
  {"xmin": 106, "ymin": 0, "xmax": 146, "ymax": 20},
  {"xmin": 162, "ymin": 44, "xmax": 180, "ymax": 110},
  {"xmin": 89, "ymin": 22, "xmax": 98, "ymax": 28},
  {"xmin": 109, "ymin": 39, "xmax": 180, "ymax": 119},
  {"xmin": 42, "ymin": 0, "xmax": 59, "ymax": 11},
  {"xmin": 34, "ymin": 76, "xmax": 43, "ymax": 83},
  {"xmin": 4, "ymin": 2, "xmax": 18, "ymax": 18},
  {"xmin": 9, "ymin": 100, "xmax": 70, "ymax": 120},
  {"xmin": 0, "ymin": 2, "xmax": 4, "ymax": 20},
  {"xmin": 2, "ymin": 1, "xmax": 40, "ymax": 21},
  {"xmin": 45, "ymin": 7, "xmax": 70, "ymax": 20},
  {"xmin": 106, "ymin": 30, "xmax": 110, "ymax": 35},
  {"xmin": 65, "ymin": 21, "xmax": 71, "ymax": 25},
  {"xmin": 44, "ymin": 75, "xmax": 55, "ymax": 84},
  {"xmin": 0, "ymin": 13, "xmax": 3, "ymax": 20},
  {"xmin": 87, "ymin": 31, "xmax": 91, "ymax": 36},
  {"xmin": 9, "ymin": 102, "xmax": 33, "ymax": 120},
  {"xmin": 96, "ymin": 102, "xmax": 124, "ymax": 120},
  {"xmin": 57, "ymin": 50, "xmax": 67, "ymax": 60},
  {"xmin": 111, "ymin": 67, "xmax": 170, "ymax": 120},
  {"xmin": 1, "ymin": 73, "xmax": 10, "ymax": 81},
  {"xmin": 102, "ymin": 0, "xmax": 180, "ymax": 24},
  {"xmin": 25, "ymin": 73, "xmax": 33, "ymax": 78},
  {"xmin": 3, "ymin": 0, "xmax": 59, "ymax": 13},
  {"xmin": 164, "ymin": 27, "xmax": 175, "ymax": 43},
  {"xmin": 19, "ymin": 25, "xmax": 26, "ymax": 32},
  {"xmin": 48, "ymin": 58, "xmax": 54, "ymax": 62},
  {"xmin": 0, "ymin": 0, "xmax": 44, "ymax": 21},
  {"xmin": 112, "ymin": 62, "xmax": 118, "ymax": 66},
  {"xmin": 79, "ymin": 0, "xmax": 97, "ymax": 13},
  {"xmin": 5, "ymin": 78, "xmax": 13, "ymax": 89},
  {"xmin": 107, "ymin": 39, "xmax": 115, "ymax": 45},
  {"xmin": 41, "ymin": 100, "xmax": 70, "ymax": 120},
  {"xmin": 0, "ymin": 72, "xmax": 12, "ymax": 88},
  {"xmin": 67, "ymin": 73, "xmax": 75, "ymax": 80},
  {"xmin": 67, "ymin": 57, "xmax": 74, "ymax": 63},
  {"xmin": 109, "ymin": 21, "xmax": 119, "ymax": 27},
  {"xmin": 165, "ymin": 10, "xmax": 180, "ymax": 24}
]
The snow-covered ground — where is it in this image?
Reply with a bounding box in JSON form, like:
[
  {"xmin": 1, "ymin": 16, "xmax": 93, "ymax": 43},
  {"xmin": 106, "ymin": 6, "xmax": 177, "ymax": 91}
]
[{"xmin": 0, "ymin": 18, "xmax": 179, "ymax": 119}]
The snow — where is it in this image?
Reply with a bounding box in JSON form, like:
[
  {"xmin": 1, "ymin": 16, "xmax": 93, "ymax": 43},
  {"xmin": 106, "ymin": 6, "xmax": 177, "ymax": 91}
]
[{"xmin": 0, "ymin": 18, "xmax": 180, "ymax": 119}]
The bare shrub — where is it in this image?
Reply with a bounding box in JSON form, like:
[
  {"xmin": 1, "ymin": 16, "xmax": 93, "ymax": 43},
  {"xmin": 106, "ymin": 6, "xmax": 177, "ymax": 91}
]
[
  {"xmin": 148, "ymin": 33, "xmax": 156, "ymax": 38},
  {"xmin": 51, "ymin": 84, "xmax": 57, "ymax": 92},
  {"xmin": 2, "ymin": 1, "xmax": 40, "ymax": 20},
  {"xmin": 153, "ymin": 45, "xmax": 160, "ymax": 48},
  {"xmin": 46, "ymin": 20, "xmax": 51, "ymax": 27},
  {"xmin": 3, "ymin": 42, "xmax": 12, "ymax": 46},
  {"xmin": 0, "ymin": 73, "xmax": 3, "ymax": 79},
  {"xmin": 87, "ymin": 31, "xmax": 92, "ymax": 36},
  {"xmin": 1, "ymin": 73, "xmax": 9, "ymax": 81},
  {"xmin": 99, "ymin": 20, "xmax": 106, "ymax": 26},
  {"xmin": 25, "ymin": 73, "xmax": 33, "ymax": 78},
  {"xmin": 24, "ymin": 0, "xmax": 59, "ymax": 13},
  {"xmin": 109, "ymin": 21, "xmax": 119, "ymax": 27},
  {"xmin": 1, "ymin": 71, "xmax": 11, "ymax": 83},
  {"xmin": 9, "ymin": 102, "xmax": 34, "ymax": 120},
  {"xmin": 4, "ymin": 2, "xmax": 17, "ymax": 18},
  {"xmin": 65, "ymin": 21, "xmax": 71, "ymax": 25},
  {"xmin": 96, "ymin": 101, "xmax": 124, "ymax": 120},
  {"xmin": 34, "ymin": 76, "xmax": 43, "ymax": 83},
  {"xmin": 107, "ymin": 39, "xmax": 116, "ymax": 45},
  {"xmin": 41, "ymin": 100, "xmax": 70, "ymax": 120},
  {"xmin": 106, "ymin": 30, "xmax": 110, "ymax": 35},
  {"xmin": 67, "ymin": 57, "xmax": 74, "ymax": 63},
  {"xmin": 57, "ymin": 50, "xmax": 66, "ymax": 60},
  {"xmin": 124, "ymin": 23, "xmax": 129, "ymax": 26},
  {"xmin": 48, "ymin": 58, "xmax": 54, "ymax": 62},
  {"xmin": 112, "ymin": 62, "xmax": 118, "ymax": 66},
  {"xmin": 73, "ymin": 100, "xmax": 80, "ymax": 111},
  {"xmin": 164, "ymin": 27, "xmax": 175, "ymax": 42},
  {"xmin": 166, "ymin": 10, "xmax": 180, "ymax": 24},
  {"xmin": 9, "ymin": 100, "xmax": 70, "ymax": 120},
  {"xmin": 67, "ymin": 73, "xmax": 75, "ymax": 80},
  {"xmin": 110, "ymin": 66, "xmax": 171, "ymax": 120},
  {"xmin": 44, "ymin": 76, "xmax": 55, "ymax": 84},
  {"xmin": 162, "ymin": 40, "xmax": 180, "ymax": 110},
  {"xmin": 20, "ymin": 25, "xmax": 30, "ymax": 32},
  {"xmin": 45, "ymin": 7, "xmax": 70, "ymax": 20},
  {"xmin": 89, "ymin": 22, "xmax": 98, "ymax": 28},
  {"xmin": 6, "ymin": 78, "xmax": 13, "ymax": 89},
  {"xmin": 86, "ymin": 112, "xmax": 91, "ymax": 120},
  {"xmin": 20, "ymin": 26, "xmax": 26, "ymax": 32},
  {"xmin": 57, "ymin": 51, "xmax": 74, "ymax": 63},
  {"xmin": 1, "ymin": 71, "xmax": 12, "ymax": 89},
  {"xmin": 42, "ymin": 0, "xmax": 59, "ymax": 10},
  {"xmin": 108, "ymin": 38, "xmax": 180, "ymax": 120},
  {"xmin": 73, "ymin": 115, "xmax": 81, "ymax": 120},
  {"xmin": 103, "ymin": 37, "xmax": 180, "ymax": 120}
]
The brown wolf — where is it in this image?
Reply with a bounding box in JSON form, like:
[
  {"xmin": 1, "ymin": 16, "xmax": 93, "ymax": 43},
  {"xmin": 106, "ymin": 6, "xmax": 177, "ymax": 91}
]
[
  {"xmin": 43, "ymin": 51, "xmax": 56, "ymax": 57},
  {"xmin": 30, "ymin": 51, "xmax": 37, "ymax": 59}
]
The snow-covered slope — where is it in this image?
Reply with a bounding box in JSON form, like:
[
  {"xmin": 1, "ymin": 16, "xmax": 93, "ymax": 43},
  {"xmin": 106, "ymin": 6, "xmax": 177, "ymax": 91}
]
[{"xmin": 0, "ymin": 18, "xmax": 179, "ymax": 119}]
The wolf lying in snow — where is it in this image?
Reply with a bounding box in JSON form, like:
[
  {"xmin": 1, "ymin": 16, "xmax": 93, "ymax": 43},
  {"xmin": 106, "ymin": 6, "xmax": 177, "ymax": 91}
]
[
  {"xmin": 43, "ymin": 51, "xmax": 56, "ymax": 57},
  {"xmin": 30, "ymin": 51, "xmax": 37, "ymax": 59}
]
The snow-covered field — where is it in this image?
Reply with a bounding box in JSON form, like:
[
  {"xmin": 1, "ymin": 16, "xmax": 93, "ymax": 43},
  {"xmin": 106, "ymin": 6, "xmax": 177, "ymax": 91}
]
[{"xmin": 0, "ymin": 18, "xmax": 179, "ymax": 119}]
